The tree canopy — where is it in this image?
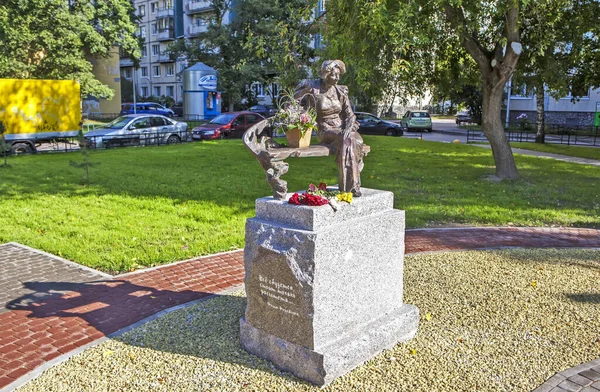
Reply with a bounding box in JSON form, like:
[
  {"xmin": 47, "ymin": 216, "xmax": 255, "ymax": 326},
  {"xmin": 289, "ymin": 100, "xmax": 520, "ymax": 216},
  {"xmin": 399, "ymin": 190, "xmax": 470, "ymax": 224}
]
[
  {"xmin": 0, "ymin": 0, "xmax": 140, "ymax": 98},
  {"xmin": 167, "ymin": 0, "xmax": 316, "ymax": 110},
  {"xmin": 514, "ymin": 0, "xmax": 600, "ymax": 142},
  {"xmin": 325, "ymin": 0, "xmax": 598, "ymax": 179}
]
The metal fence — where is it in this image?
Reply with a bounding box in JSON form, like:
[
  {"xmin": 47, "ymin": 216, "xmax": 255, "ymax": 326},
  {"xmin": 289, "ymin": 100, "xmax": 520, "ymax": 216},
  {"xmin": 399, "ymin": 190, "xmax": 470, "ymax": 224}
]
[
  {"xmin": 467, "ymin": 123, "xmax": 600, "ymax": 146},
  {"xmin": 30, "ymin": 131, "xmax": 193, "ymax": 154},
  {"xmin": 83, "ymin": 113, "xmax": 208, "ymax": 130},
  {"xmin": 83, "ymin": 112, "xmax": 121, "ymax": 122}
]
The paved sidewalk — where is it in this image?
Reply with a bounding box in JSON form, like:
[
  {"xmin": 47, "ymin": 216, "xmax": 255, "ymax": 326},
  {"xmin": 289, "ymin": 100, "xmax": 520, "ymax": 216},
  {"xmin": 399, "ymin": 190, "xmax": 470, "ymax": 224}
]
[
  {"xmin": 472, "ymin": 144, "xmax": 600, "ymax": 167},
  {"xmin": 1, "ymin": 227, "xmax": 599, "ymax": 391}
]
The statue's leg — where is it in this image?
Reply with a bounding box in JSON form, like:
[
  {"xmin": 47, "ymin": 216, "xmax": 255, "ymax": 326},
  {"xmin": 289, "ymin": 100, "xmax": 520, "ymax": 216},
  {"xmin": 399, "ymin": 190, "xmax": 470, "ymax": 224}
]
[{"xmin": 266, "ymin": 160, "xmax": 289, "ymax": 200}]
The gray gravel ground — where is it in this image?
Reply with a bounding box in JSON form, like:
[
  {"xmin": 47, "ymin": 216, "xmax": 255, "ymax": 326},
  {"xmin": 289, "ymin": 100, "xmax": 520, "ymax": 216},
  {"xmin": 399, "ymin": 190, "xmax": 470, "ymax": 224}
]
[{"xmin": 18, "ymin": 249, "xmax": 600, "ymax": 392}]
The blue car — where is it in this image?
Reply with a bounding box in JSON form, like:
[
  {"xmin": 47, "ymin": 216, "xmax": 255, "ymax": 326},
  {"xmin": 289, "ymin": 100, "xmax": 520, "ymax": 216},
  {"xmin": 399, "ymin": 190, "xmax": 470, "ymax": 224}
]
[{"xmin": 120, "ymin": 102, "xmax": 175, "ymax": 117}]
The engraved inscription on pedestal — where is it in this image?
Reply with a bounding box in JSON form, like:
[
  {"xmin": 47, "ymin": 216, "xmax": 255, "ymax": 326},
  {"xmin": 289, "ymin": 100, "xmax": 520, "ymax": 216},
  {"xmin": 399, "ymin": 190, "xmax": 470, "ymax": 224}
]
[{"xmin": 245, "ymin": 247, "xmax": 314, "ymax": 348}]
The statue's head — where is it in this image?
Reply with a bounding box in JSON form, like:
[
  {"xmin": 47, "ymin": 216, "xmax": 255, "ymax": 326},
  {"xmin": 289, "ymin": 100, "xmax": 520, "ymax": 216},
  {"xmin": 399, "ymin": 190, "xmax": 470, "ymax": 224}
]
[{"xmin": 319, "ymin": 60, "xmax": 346, "ymax": 85}]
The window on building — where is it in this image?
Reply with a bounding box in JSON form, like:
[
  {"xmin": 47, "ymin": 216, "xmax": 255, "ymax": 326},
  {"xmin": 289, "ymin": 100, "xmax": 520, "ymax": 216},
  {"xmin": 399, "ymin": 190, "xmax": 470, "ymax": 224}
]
[
  {"xmin": 141, "ymin": 67, "xmax": 148, "ymax": 77},
  {"xmin": 141, "ymin": 87, "xmax": 148, "ymax": 97},
  {"xmin": 315, "ymin": 0, "xmax": 325, "ymax": 17},
  {"xmin": 153, "ymin": 65, "xmax": 161, "ymax": 77},
  {"xmin": 152, "ymin": 44, "xmax": 160, "ymax": 56},
  {"xmin": 510, "ymin": 82, "xmax": 533, "ymax": 98},
  {"xmin": 140, "ymin": 26, "xmax": 147, "ymax": 38},
  {"xmin": 124, "ymin": 68, "xmax": 132, "ymax": 79},
  {"xmin": 166, "ymin": 86, "xmax": 174, "ymax": 97},
  {"xmin": 194, "ymin": 16, "xmax": 207, "ymax": 27},
  {"xmin": 158, "ymin": 17, "xmax": 173, "ymax": 31},
  {"xmin": 138, "ymin": 5, "xmax": 145, "ymax": 16},
  {"xmin": 141, "ymin": 46, "xmax": 147, "ymax": 58},
  {"xmin": 314, "ymin": 33, "xmax": 322, "ymax": 49},
  {"xmin": 154, "ymin": 87, "xmax": 161, "ymax": 96},
  {"xmin": 165, "ymin": 64, "xmax": 174, "ymax": 76},
  {"xmin": 151, "ymin": 2, "xmax": 158, "ymax": 13},
  {"xmin": 151, "ymin": 23, "xmax": 157, "ymax": 35},
  {"xmin": 251, "ymin": 82, "xmax": 264, "ymax": 97},
  {"xmin": 269, "ymin": 83, "xmax": 279, "ymax": 99},
  {"xmin": 163, "ymin": 0, "xmax": 172, "ymax": 8},
  {"xmin": 562, "ymin": 81, "xmax": 590, "ymax": 99}
]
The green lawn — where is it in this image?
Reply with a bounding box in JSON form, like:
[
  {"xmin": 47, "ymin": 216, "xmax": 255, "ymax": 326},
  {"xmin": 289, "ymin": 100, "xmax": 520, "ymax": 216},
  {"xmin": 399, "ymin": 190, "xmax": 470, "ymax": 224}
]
[
  {"xmin": 1, "ymin": 137, "xmax": 598, "ymax": 273},
  {"xmin": 510, "ymin": 142, "xmax": 600, "ymax": 160}
]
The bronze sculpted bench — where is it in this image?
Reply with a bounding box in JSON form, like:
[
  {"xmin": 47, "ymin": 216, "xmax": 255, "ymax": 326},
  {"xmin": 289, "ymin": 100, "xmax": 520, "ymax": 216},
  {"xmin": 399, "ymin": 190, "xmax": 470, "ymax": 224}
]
[{"xmin": 242, "ymin": 119, "xmax": 370, "ymax": 200}]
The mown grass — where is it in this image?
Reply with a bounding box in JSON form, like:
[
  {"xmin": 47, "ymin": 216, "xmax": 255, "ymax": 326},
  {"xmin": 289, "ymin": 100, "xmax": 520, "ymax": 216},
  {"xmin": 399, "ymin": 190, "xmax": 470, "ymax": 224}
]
[
  {"xmin": 0, "ymin": 137, "xmax": 598, "ymax": 273},
  {"xmin": 510, "ymin": 142, "xmax": 600, "ymax": 160}
]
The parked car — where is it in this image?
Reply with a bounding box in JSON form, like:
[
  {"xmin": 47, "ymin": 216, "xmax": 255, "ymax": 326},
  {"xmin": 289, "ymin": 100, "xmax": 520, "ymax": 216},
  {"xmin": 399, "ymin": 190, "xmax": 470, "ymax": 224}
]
[
  {"xmin": 171, "ymin": 102, "xmax": 184, "ymax": 117},
  {"xmin": 355, "ymin": 112, "xmax": 405, "ymax": 136},
  {"xmin": 401, "ymin": 110, "xmax": 432, "ymax": 132},
  {"xmin": 120, "ymin": 102, "xmax": 175, "ymax": 117},
  {"xmin": 455, "ymin": 111, "xmax": 472, "ymax": 125},
  {"xmin": 83, "ymin": 114, "xmax": 188, "ymax": 149},
  {"xmin": 192, "ymin": 111, "xmax": 265, "ymax": 140},
  {"xmin": 249, "ymin": 105, "xmax": 276, "ymax": 118}
]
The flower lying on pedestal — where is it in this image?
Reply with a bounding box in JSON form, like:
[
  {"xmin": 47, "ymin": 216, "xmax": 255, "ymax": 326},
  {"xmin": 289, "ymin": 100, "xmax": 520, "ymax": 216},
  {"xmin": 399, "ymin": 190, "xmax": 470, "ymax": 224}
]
[{"xmin": 288, "ymin": 183, "xmax": 353, "ymax": 211}]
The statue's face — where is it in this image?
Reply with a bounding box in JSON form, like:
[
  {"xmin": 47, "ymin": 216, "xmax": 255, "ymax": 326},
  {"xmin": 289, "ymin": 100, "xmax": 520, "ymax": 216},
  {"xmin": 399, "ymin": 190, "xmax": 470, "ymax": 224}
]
[{"xmin": 324, "ymin": 67, "xmax": 341, "ymax": 86}]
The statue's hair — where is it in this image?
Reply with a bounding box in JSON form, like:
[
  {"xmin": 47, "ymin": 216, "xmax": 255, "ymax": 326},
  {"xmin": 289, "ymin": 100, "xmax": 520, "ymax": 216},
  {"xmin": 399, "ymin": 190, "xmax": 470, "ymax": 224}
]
[{"xmin": 319, "ymin": 60, "xmax": 346, "ymax": 78}]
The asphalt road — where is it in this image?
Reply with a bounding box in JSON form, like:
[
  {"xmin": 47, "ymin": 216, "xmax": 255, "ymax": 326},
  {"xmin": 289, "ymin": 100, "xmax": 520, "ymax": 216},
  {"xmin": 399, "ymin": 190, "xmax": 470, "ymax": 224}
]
[{"xmin": 402, "ymin": 118, "xmax": 469, "ymax": 143}]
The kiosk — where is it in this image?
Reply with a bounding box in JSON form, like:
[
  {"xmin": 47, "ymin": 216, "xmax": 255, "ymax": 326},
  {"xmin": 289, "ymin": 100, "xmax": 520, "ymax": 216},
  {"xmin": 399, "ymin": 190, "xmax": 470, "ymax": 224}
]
[{"xmin": 183, "ymin": 63, "xmax": 221, "ymax": 120}]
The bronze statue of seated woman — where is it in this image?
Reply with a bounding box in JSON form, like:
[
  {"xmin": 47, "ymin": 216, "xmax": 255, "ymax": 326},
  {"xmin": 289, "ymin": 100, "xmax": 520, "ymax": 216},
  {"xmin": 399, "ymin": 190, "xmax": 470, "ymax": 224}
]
[
  {"xmin": 242, "ymin": 59, "xmax": 369, "ymax": 200},
  {"xmin": 294, "ymin": 60, "xmax": 366, "ymax": 196}
]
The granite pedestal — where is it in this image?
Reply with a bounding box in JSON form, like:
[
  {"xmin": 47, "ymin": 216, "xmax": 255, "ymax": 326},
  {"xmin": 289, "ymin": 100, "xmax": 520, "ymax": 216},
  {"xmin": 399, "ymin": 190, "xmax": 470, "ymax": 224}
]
[{"xmin": 240, "ymin": 187, "xmax": 419, "ymax": 386}]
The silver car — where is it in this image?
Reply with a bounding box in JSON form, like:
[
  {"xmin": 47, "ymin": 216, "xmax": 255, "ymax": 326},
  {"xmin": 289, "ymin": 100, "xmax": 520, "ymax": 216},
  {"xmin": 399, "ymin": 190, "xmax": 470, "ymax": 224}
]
[{"xmin": 84, "ymin": 114, "xmax": 188, "ymax": 149}]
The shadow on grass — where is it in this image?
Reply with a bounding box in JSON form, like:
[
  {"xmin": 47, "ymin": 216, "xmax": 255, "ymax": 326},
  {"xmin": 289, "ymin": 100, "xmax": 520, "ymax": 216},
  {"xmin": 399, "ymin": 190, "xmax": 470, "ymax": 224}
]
[
  {"xmin": 1, "ymin": 138, "xmax": 598, "ymax": 216},
  {"xmin": 1, "ymin": 137, "xmax": 599, "ymax": 244}
]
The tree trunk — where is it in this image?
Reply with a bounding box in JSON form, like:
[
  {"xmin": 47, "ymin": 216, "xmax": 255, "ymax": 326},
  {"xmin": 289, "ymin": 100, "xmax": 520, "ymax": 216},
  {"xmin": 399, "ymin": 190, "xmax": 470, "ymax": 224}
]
[
  {"xmin": 535, "ymin": 82, "xmax": 545, "ymax": 143},
  {"xmin": 481, "ymin": 79, "xmax": 520, "ymax": 180}
]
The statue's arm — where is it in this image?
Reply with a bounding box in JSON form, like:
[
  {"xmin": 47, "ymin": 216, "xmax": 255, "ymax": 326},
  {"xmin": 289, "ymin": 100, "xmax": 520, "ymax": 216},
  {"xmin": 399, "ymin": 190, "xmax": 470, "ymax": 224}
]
[
  {"xmin": 293, "ymin": 80, "xmax": 312, "ymax": 101},
  {"xmin": 338, "ymin": 85, "xmax": 359, "ymax": 133}
]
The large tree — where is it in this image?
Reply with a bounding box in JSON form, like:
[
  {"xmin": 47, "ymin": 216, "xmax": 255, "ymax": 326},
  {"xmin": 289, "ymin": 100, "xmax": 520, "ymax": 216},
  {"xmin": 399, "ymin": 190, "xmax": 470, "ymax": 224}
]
[
  {"xmin": 0, "ymin": 0, "xmax": 139, "ymax": 99},
  {"xmin": 326, "ymin": 0, "xmax": 584, "ymax": 180},
  {"xmin": 168, "ymin": 0, "xmax": 315, "ymax": 111},
  {"xmin": 515, "ymin": 0, "xmax": 600, "ymax": 143}
]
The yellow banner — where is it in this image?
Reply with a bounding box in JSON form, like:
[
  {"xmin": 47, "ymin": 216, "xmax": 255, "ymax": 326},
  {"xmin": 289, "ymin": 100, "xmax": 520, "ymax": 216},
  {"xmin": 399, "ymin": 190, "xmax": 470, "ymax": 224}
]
[{"xmin": 0, "ymin": 79, "xmax": 81, "ymax": 135}]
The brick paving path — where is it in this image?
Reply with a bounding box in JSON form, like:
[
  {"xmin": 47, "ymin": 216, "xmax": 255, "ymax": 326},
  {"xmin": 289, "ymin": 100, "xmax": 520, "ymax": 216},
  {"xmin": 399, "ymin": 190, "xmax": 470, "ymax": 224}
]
[
  {"xmin": 0, "ymin": 244, "xmax": 110, "ymax": 315},
  {"xmin": 533, "ymin": 358, "xmax": 600, "ymax": 392},
  {"xmin": 0, "ymin": 227, "xmax": 599, "ymax": 391}
]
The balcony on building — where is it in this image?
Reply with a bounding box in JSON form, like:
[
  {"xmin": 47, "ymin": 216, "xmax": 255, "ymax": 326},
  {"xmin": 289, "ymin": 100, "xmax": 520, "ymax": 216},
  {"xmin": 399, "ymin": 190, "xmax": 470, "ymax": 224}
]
[
  {"xmin": 157, "ymin": 6, "xmax": 174, "ymax": 18},
  {"xmin": 184, "ymin": 0, "xmax": 212, "ymax": 14},
  {"xmin": 120, "ymin": 58, "xmax": 135, "ymax": 67},
  {"xmin": 158, "ymin": 53, "xmax": 175, "ymax": 63},
  {"xmin": 157, "ymin": 28, "xmax": 175, "ymax": 41},
  {"xmin": 187, "ymin": 24, "xmax": 208, "ymax": 37}
]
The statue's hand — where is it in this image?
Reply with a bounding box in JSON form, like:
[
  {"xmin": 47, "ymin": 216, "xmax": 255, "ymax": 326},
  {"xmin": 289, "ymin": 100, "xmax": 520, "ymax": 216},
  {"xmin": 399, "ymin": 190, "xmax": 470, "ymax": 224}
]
[{"xmin": 342, "ymin": 121, "xmax": 359, "ymax": 138}]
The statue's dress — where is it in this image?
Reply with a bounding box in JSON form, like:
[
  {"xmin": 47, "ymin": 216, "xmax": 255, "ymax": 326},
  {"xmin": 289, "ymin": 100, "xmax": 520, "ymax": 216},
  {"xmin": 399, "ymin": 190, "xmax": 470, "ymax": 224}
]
[{"xmin": 295, "ymin": 80, "xmax": 365, "ymax": 195}]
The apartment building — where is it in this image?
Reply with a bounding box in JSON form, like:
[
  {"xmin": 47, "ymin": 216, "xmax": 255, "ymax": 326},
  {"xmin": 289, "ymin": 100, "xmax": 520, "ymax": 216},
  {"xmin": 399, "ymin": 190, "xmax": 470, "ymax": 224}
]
[
  {"xmin": 505, "ymin": 82, "xmax": 600, "ymax": 126},
  {"xmin": 120, "ymin": 0, "xmax": 221, "ymax": 104},
  {"xmin": 120, "ymin": 0, "xmax": 323, "ymax": 107}
]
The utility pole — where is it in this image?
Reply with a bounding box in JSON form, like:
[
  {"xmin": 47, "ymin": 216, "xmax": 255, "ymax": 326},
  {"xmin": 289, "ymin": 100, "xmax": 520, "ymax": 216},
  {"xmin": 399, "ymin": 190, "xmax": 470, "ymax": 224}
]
[{"xmin": 133, "ymin": 66, "xmax": 137, "ymax": 114}]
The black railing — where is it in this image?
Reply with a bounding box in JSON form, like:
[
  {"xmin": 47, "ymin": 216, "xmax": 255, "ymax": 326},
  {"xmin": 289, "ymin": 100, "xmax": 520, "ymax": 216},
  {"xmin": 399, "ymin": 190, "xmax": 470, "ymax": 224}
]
[
  {"xmin": 83, "ymin": 112, "xmax": 121, "ymax": 122},
  {"xmin": 467, "ymin": 122, "xmax": 599, "ymax": 146},
  {"xmin": 21, "ymin": 131, "xmax": 192, "ymax": 154}
]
